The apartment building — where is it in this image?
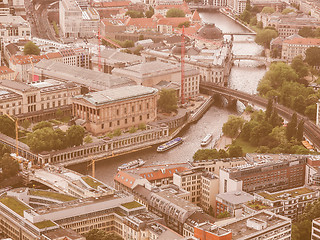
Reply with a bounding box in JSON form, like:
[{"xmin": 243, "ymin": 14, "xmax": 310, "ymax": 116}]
[
  {"xmin": 227, "ymin": 0, "xmax": 247, "ymax": 14},
  {"xmin": 254, "ymin": 186, "xmax": 319, "ymax": 221},
  {"xmin": 216, "ymin": 191, "xmax": 254, "ymax": 217},
  {"xmin": 112, "ymin": 60, "xmax": 200, "ymax": 100},
  {"xmin": 0, "ymin": 79, "xmax": 81, "ymax": 122},
  {"xmin": 219, "ymin": 153, "xmax": 306, "ymax": 194},
  {"xmin": 59, "ymin": 0, "xmax": 100, "ymax": 38},
  {"xmin": 72, "ymin": 85, "xmax": 158, "ymax": 135},
  {"xmin": 282, "ymin": 37, "xmax": 320, "ymax": 62},
  {"xmin": 0, "ymin": 66, "xmax": 14, "ymax": 80},
  {"xmin": 312, "ymin": 218, "xmax": 320, "ymax": 240},
  {"xmin": 114, "ymin": 163, "xmax": 192, "ymax": 192},
  {"xmin": 195, "ymin": 210, "xmax": 291, "ymax": 240}
]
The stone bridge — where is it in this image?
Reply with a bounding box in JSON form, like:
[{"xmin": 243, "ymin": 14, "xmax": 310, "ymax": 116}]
[{"xmin": 200, "ymin": 82, "xmax": 320, "ymax": 151}]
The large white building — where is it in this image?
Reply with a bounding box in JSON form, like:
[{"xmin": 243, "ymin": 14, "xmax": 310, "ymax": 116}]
[{"xmin": 59, "ymin": 0, "xmax": 100, "ymax": 38}]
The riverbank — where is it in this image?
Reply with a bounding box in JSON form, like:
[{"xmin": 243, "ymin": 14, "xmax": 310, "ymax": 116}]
[{"xmin": 219, "ymin": 8, "xmax": 256, "ymax": 33}]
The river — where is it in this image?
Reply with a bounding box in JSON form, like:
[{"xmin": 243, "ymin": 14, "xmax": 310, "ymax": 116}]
[{"xmin": 68, "ymin": 11, "xmax": 267, "ymax": 186}]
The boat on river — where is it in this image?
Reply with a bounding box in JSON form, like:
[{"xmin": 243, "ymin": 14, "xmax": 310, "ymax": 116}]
[
  {"xmin": 201, "ymin": 134, "xmax": 213, "ymax": 147},
  {"xmin": 118, "ymin": 159, "xmax": 145, "ymax": 171},
  {"xmin": 157, "ymin": 137, "xmax": 183, "ymax": 152}
]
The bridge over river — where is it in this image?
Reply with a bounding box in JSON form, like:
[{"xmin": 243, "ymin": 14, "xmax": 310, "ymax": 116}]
[{"xmin": 200, "ymin": 82, "xmax": 320, "ymax": 151}]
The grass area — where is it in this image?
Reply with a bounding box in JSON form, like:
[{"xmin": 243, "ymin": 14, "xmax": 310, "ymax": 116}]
[
  {"xmin": 247, "ymin": 201, "xmax": 269, "ymax": 210},
  {"xmin": 82, "ymin": 176, "xmax": 102, "ymax": 189},
  {"xmin": 34, "ymin": 220, "xmax": 56, "ymax": 229},
  {"xmin": 29, "ymin": 190, "xmax": 77, "ymax": 202},
  {"xmin": 232, "ymin": 138, "xmax": 257, "ymax": 153},
  {"xmin": 0, "ymin": 196, "xmax": 30, "ymax": 216},
  {"xmin": 48, "ymin": 119, "xmax": 61, "ymax": 125},
  {"xmin": 258, "ymin": 188, "xmax": 314, "ymax": 201},
  {"xmin": 121, "ymin": 201, "xmax": 142, "ymax": 209}
]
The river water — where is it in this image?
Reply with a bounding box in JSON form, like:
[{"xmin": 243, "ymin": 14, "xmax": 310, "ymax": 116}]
[{"xmin": 68, "ymin": 12, "xmax": 267, "ymax": 186}]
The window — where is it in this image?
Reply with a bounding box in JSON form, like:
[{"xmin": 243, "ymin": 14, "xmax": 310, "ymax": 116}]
[
  {"xmin": 139, "ymin": 115, "xmax": 142, "ymax": 121},
  {"xmin": 125, "ymin": 119, "xmax": 127, "ymax": 124},
  {"xmin": 101, "ymin": 124, "xmax": 104, "ymax": 129},
  {"xmin": 147, "ymin": 114, "xmax": 149, "ymax": 119},
  {"xmin": 132, "ymin": 106, "xmax": 134, "ymax": 112},
  {"xmin": 132, "ymin": 117, "xmax": 135, "ymax": 122},
  {"xmin": 147, "ymin": 103, "xmax": 149, "ymax": 109},
  {"xmin": 117, "ymin": 109, "xmax": 119, "ymax": 115},
  {"xmin": 117, "ymin": 120, "xmax": 120, "ymax": 125},
  {"xmin": 109, "ymin": 122, "xmax": 112, "ymax": 127}
]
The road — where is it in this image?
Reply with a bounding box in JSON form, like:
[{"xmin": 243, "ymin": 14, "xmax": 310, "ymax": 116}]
[{"xmin": 200, "ymin": 82, "xmax": 320, "ymax": 150}]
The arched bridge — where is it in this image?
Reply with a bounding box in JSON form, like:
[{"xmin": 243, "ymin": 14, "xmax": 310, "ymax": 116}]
[
  {"xmin": 233, "ymin": 55, "xmax": 268, "ymax": 61},
  {"xmin": 188, "ymin": 4, "xmax": 220, "ymax": 11},
  {"xmin": 200, "ymin": 82, "xmax": 320, "ymax": 150}
]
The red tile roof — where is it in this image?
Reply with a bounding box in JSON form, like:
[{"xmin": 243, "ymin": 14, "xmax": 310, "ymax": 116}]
[
  {"xmin": 125, "ymin": 17, "xmax": 157, "ymax": 29},
  {"xmin": 155, "ymin": 2, "xmax": 191, "ymax": 14},
  {"xmin": 94, "ymin": 1, "xmax": 131, "ymax": 8},
  {"xmin": 114, "ymin": 171, "xmax": 137, "ymax": 188},
  {"xmin": 139, "ymin": 166, "xmax": 188, "ymax": 181},
  {"xmin": 283, "ymin": 37, "xmax": 320, "ymax": 45},
  {"xmin": 0, "ymin": 66, "xmax": 14, "ymax": 74},
  {"xmin": 46, "ymin": 52, "xmax": 62, "ymax": 59},
  {"xmin": 10, "ymin": 55, "xmax": 48, "ymax": 65},
  {"xmin": 157, "ymin": 17, "xmax": 189, "ymax": 28}
]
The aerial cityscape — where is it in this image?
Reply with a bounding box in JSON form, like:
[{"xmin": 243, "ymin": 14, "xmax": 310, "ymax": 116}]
[{"xmin": 0, "ymin": 0, "xmax": 319, "ymax": 239}]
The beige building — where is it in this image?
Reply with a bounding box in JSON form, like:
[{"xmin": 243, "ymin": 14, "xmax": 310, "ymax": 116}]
[
  {"xmin": 0, "ymin": 79, "xmax": 81, "ymax": 122},
  {"xmin": 112, "ymin": 61, "xmax": 200, "ymax": 100},
  {"xmin": 282, "ymin": 37, "xmax": 320, "ymax": 62},
  {"xmin": 0, "ymin": 66, "xmax": 14, "ymax": 80},
  {"xmin": 72, "ymin": 85, "xmax": 158, "ymax": 135}
]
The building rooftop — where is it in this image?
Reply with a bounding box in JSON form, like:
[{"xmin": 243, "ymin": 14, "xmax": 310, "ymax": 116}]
[
  {"xmin": 283, "ymin": 37, "xmax": 320, "ymax": 45},
  {"xmin": 217, "ymin": 191, "xmax": 254, "ymax": 205},
  {"xmin": 74, "ymin": 85, "xmax": 158, "ymax": 106},
  {"xmin": 0, "ymin": 66, "xmax": 14, "ymax": 75},
  {"xmin": 33, "ymin": 60, "xmax": 136, "ymax": 91},
  {"xmin": 217, "ymin": 210, "xmax": 291, "ymax": 239},
  {"xmin": 0, "ymin": 88, "xmax": 21, "ymax": 101},
  {"xmin": 256, "ymin": 187, "xmax": 315, "ymax": 201},
  {"xmin": 100, "ymin": 48, "xmax": 143, "ymax": 64},
  {"xmin": 42, "ymin": 228, "xmax": 85, "ymax": 240},
  {"xmin": 148, "ymin": 222, "xmax": 183, "ymax": 239},
  {"xmin": 0, "ymin": 79, "xmax": 36, "ymax": 92}
]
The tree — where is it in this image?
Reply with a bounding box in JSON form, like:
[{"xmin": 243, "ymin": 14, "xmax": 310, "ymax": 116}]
[
  {"xmin": 222, "ymin": 115, "xmax": 245, "ymax": 138},
  {"xmin": 32, "ymin": 121, "xmax": 53, "ymax": 132},
  {"xmin": 282, "ymin": 8, "xmax": 295, "ymax": 14},
  {"xmin": 269, "ymin": 109, "xmax": 283, "ymax": 127},
  {"xmin": 286, "ymin": 112, "xmax": 297, "ymax": 141},
  {"xmin": 291, "ymin": 55, "xmax": 309, "ymax": 79},
  {"xmin": 250, "ymin": 16, "xmax": 257, "ymax": 26},
  {"xmin": 296, "ymin": 120, "xmax": 304, "ymax": 141},
  {"xmin": 113, "ymin": 128, "xmax": 122, "ymax": 136},
  {"xmin": 125, "ymin": 10, "xmax": 144, "ymax": 18},
  {"xmin": 249, "ymin": 122, "xmax": 273, "ymax": 146},
  {"xmin": 66, "ymin": 125, "xmax": 85, "ymax": 147},
  {"xmin": 21, "ymin": 119, "xmax": 31, "ymax": 130},
  {"xmin": 305, "ymin": 104, "xmax": 317, "ymax": 120},
  {"xmin": 84, "ymin": 229, "xmax": 123, "ymax": 240},
  {"xmin": 240, "ymin": 120, "xmax": 259, "ymax": 141},
  {"xmin": 129, "ymin": 127, "xmax": 137, "ymax": 133},
  {"xmin": 245, "ymin": 0, "xmax": 251, "ymax": 11},
  {"xmin": 305, "ymin": 47, "xmax": 320, "ymax": 67},
  {"xmin": 255, "ymin": 29, "xmax": 278, "ymax": 48},
  {"xmin": 178, "ymin": 21, "xmax": 190, "ymax": 28},
  {"xmin": 157, "ymin": 89, "xmax": 178, "ymax": 113},
  {"xmin": 166, "ymin": 8, "xmax": 185, "ymax": 17},
  {"xmin": 138, "ymin": 123, "xmax": 146, "ymax": 130},
  {"xmin": 56, "ymin": 108, "xmax": 64, "ymax": 120},
  {"xmin": 240, "ymin": 10, "xmax": 251, "ymax": 24},
  {"xmin": 0, "ymin": 153, "xmax": 19, "ymax": 179},
  {"xmin": 0, "ymin": 115, "xmax": 15, "ymax": 138},
  {"xmin": 145, "ymin": 6, "xmax": 154, "ymax": 18},
  {"xmin": 298, "ymin": 27, "xmax": 315, "ymax": 38},
  {"xmin": 23, "ymin": 41, "xmax": 40, "ymax": 55},
  {"xmin": 265, "ymin": 98, "xmax": 273, "ymax": 120},
  {"xmin": 257, "ymin": 21, "xmax": 263, "ymax": 29},
  {"xmin": 217, "ymin": 211, "xmax": 230, "ymax": 219},
  {"xmin": 122, "ymin": 40, "xmax": 134, "ymax": 48},
  {"xmin": 84, "ymin": 135, "xmax": 93, "ymax": 144},
  {"xmin": 261, "ymin": 7, "xmax": 275, "ymax": 14},
  {"xmin": 228, "ymin": 145, "xmax": 243, "ymax": 157},
  {"xmin": 293, "ymin": 95, "xmax": 306, "ymax": 114}
]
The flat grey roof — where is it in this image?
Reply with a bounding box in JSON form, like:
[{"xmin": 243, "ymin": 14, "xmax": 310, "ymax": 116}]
[
  {"xmin": 74, "ymin": 85, "xmax": 158, "ymax": 106},
  {"xmin": 216, "ymin": 191, "xmax": 254, "ymax": 205},
  {"xmin": 0, "ymin": 80, "xmax": 36, "ymax": 92},
  {"xmin": 100, "ymin": 48, "xmax": 143, "ymax": 63}
]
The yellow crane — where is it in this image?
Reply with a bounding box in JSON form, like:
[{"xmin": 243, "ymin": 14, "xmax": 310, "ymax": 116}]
[{"xmin": 4, "ymin": 113, "xmax": 19, "ymax": 157}]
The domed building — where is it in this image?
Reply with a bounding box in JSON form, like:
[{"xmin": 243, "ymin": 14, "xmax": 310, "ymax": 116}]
[{"xmin": 196, "ymin": 23, "xmax": 224, "ymax": 49}]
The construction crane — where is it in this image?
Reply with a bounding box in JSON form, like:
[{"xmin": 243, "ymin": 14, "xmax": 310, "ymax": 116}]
[
  {"xmin": 29, "ymin": 56, "xmax": 35, "ymax": 81},
  {"xmin": 4, "ymin": 114, "xmax": 19, "ymax": 157},
  {"xmin": 181, "ymin": 26, "xmax": 185, "ymax": 105}
]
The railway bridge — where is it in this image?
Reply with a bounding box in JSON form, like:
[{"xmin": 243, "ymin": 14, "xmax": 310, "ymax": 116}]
[{"xmin": 200, "ymin": 82, "xmax": 320, "ymax": 151}]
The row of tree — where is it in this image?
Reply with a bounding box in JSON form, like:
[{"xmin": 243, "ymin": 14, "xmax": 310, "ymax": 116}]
[
  {"xmin": 26, "ymin": 121, "xmax": 85, "ymax": 153},
  {"xmin": 0, "ymin": 144, "xmax": 19, "ymax": 180},
  {"xmin": 258, "ymin": 60, "xmax": 320, "ymax": 120},
  {"xmin": 193, "ymin": 145, "xmax": 243, "ymax": 161}
]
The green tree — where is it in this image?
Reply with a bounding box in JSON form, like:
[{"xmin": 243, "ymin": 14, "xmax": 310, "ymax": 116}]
[
  {"xmin": 250, "ymin": 16, "xmax": 257, "ymax": 26},
  {"xmin": 32, "ymin": 121, "xmax": 53, "ymax": 132},
  {"xmin": 0, "ymin": 115, "xmax": 15, "ymax": 138},
  {"xmin": 282, "ymin": 8, "xmax": 295, "ymax": 14},
  {"xmin": 305, "ymin": 47, "xmax": 320, "ymax": 67},
  {"xmin": 291, "ymin": 55, "xmax": 309, "ymax": 79},
  {"xmin": 178, "ymin": 21, "xmax": 190, "ymax": 28},
  {"xmin": 157, "ymin": 89, "xmax": 178, "ymax": 113},
  {"xmin": 113, "ymin": 128, "xmax": 122, "ymax": 136},
  {"xmin": 125, "ymin": 10, "xmax": 144, "ymax": 18},
  {"xmin": 21, "ymin": 120, "xmax": 31, "ymax": 130},
  {"xmin": 255, "ymin": 29, "xmax": 278, "ymax": 48},
  {"xmin": 269, "ymin": 109, "xmax": 283, "ymax": 127},
  {"xmin": 245, "ymin": 0, "xmax": 251, "ymax": 11},
  {"xmin": 218, "ymin": 149, "xmax": 228, "ymax": 158},
  {"xmin": 228, "ymin": 145, "xmax": 243, "ymax": 157},
  {"xmin": 240, "ymin": 120, "xmax": 259, "ymax": 141},
  {"xmin": 222, "ymin": 115, "xmax": 245, "ymax": 138},
  {"xmin": 286, "ymin": 112, "xmax": 297, "ymax": 141},
  {"xmin": 265, "ymin": 98, "xmax": 273, "ymax": 120},
  {"xmin": 249, "ymin": 122, "xmax": 273, "ymax": 146},
  {"xmin": 166, "ymin": 8, "xmax": 185, "ymax": 17},
  {"xmin": 138, "ymin": 34, "xmax": 144, "ymax": 40},
  {"xmin": 66, "ymin": 125, "xmax": 85, "ymax": 147},
  {"xmin": 138, "ymin": 123, "xmax": 146, "ymax": 130},
  {"xmin": 122, "ymin": 40, "xmax": 134, "ymax": 48},
  {"xmin": 84, "ymin": 229, "xmax": 123, "ymax": 240},
  {"xmin": 84, "ymin": 135, "xmax": 93, "ymax": 144},
  {"xmin": 129, "ymin": 127, "xmax": 137, "ymax": 133},
  {"xmin": 56, "ymin": 108, "xmax": 64, "ymax": 120},
  {"xmin": 257, "ymin": 21, "xmax": 263, "ymax": 29},
  {"xmin": 296, "ymin": 120, "xmax": 304, "ymax": 141},
  {"xmin": 293, "ymin": 95, "xmax": 306, "ymax": 114},
  {"xmin": 0, "ymin": 153, "xmax": 19, "ymax": 179},
  {"xmin": 240, "ymin": 10, "xmax": 251, "ymax": 23},
  {"xmin": 298, "ymin": 27, "xmax": 315, "ymax": 38},
  {"xmin": 193, "ymin": 149, "xmax": 219, "ymax": 161},
  {"xmin": 305, "ymin": 104, "xmax": 317, "ymax": 120},
  {"xmin": 23, "ymin": 41, "xmax": 40, "ymax": 55},
  {"xmin": 261, "ymin": 7, "xmax": 275, "ymax": 14},
  {"xmin": 217, "ymin": 211, "xmax": 230, "ymax": 219},
  {"xmin": 145, "ymin": 6, "xmax": 154, "ymax": 18}
]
